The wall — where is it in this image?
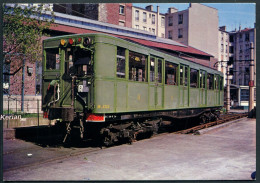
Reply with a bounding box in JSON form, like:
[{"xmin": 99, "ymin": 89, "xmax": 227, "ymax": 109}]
[{"xmin": 188, "ymin": 3, "xmax": 219, "ymax": 58}]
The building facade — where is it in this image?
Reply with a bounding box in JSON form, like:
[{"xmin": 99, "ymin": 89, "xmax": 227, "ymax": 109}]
[
  {"xmin": 165, "ymin": 3, "xmax": 219, "ymax": 59},
  {"xmin": 53, "ymin": 3, "xmax": 132, "ymax": 28},
  {"xmin": 218, "ymin": 26, "xmax": 230, "ymax": 86},
  {"xmin": 228, "ymin": 27, "xmax": 256, "ymax": 108},
  {"xmin": 132, "ymin": 5, "xmax": 165, "ymax": 38}
]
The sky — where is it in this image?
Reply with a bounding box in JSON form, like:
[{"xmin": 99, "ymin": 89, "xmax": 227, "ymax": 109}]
[{"xmin": 133, "ymin": 3, "xmax": 256, "ymax": 32}]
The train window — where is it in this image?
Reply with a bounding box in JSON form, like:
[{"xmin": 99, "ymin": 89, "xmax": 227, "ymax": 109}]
[
  {"xmin": 215, "ymin": 75, "xmax": 219, "ymax": 90},
  {"xmin": 116, "ymin": 47, "xmax": 126, "ymax": 78},
  {"xmin": 74, "ymin": 49, "xmax": 92, "ymax": 76},
  {"xmin": 46, "ymin": 48, "xmax": 60, "ymax": 70},
  {"xmin": 158, "ymin": 59, "xmax": 162, "ymax": 83},
  {"xmin": 190, "ymin": 68, "xmax": 198, "ymax": 88},
  {"xmin": 207, "ymin": 73, "xmax": 214, "ymax": 90},
  {"xmin": 165, "ymin": 61, "xmax": 178, "ymax": 85},
  {"xmin": 180, "ymin": 65, "xmax": 184, "ymax": 85},
  {"xmin": 184, "ymin": 66, "xmax": 188, "ymax": 86},
  {"xmin": 220, "ymin": 77, "xmax": 223, "ymax": 90},
  {"xmin": 200, "ymin": 70, "xmax": 206, "ymax": 88},
  {"xmin": 129, "ymin": 51, "xmax": 147, "ymax": 82},
  {"xmin": 65, "ymin": 47, "xmax": 74, "ymax": 74},
  {"xmin": 150, "ymin": 57, "xmax": 155, "ymax": 82}
]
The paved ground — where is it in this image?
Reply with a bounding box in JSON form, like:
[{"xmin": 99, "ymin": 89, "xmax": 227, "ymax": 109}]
[{"xmin": 3, "ymin": 117, "xmax": 256, "ymax": 181}]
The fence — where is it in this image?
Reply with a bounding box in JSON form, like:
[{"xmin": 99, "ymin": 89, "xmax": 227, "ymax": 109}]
[{"xmin": 3, "ymin": 96, "xmax": 42, "ymax": 115}]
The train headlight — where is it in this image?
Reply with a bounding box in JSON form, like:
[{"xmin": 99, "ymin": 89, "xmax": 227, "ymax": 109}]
[
  {"xmin": 60, "ymin": 39, "xmax": 67, "ymax": 46},
  {"xmin": 83, "ymin": 37, "xmax": 91, "ymax": 47}
]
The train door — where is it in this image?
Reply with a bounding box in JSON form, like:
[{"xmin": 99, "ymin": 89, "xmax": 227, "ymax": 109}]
[
  {"xmin": 214, "ymin": 75, "xmax": 220, "ymax": 105},
  {"xmin": 149, "ymin": 56, "xmax": 163, "ymax": 110},
  {"xmin": 179, "ymin": 65, "xmax": 189, "ymax": 107},
  {"xmin": 42, "ymin": 47, "xmax": 61, "ymax": 108},
  {"xmin": 199, "ymin": 70, "xmax": 206, "ymax": 106}
]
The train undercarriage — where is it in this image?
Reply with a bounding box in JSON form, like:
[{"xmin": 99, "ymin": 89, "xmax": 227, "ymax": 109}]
[{"xmin": 59, "ymin": 107, "xmax": 221, "ymax": 146}]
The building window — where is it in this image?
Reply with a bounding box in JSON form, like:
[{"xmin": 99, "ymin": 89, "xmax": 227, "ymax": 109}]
[
  {"xmin": 165, "ymin": 61, "xmax": 178, "ymax": 85},
  {"xmin": 225, "ymin": 45, "xmax": 228, "ymax": 53},
  {"xmin": 152, "ymin": 14, "xmax": 155, "ymax": 24},
  {"xmin": 135, "ymin": 10, "xmax": 139, "ymax": 21},
  {"xmin": 119, "ymin": 21, "xmax": 125, "ymax": 26},
  {"xmin": 152, "ymin": 28, "xmax": 155, "ymax": 35},
  {"xmin": 229, "ymin": 46, "xmax": 234, "ymax": 54},
  {"xmin": 178, "ymin": 28, "xmax": 183, "ymax": 38},
  {"xmin": 229, "ymin": 35, "xmax": 234, "ymax": 42},
  {"xmin": 161, "ymin": 17, "xmax": 165, "ymax": 27},
  {"xmin": 221, "ymin": 44, "xmax": 224, "ymax": 52},
  {"xmin": 161, "ymin": 33, "xmax": 165, "ymax": 38},
  {"xmin": 245, "ymin": 33, "xmax": 249, "ymax": 41},
  {"xmin": 239, "ymin": 34, "xmax": 242, "ymax": 42},
  {"xmin": 119, "ymin": 5, "xmax": 125, "ymax": 15},
  {"xmin": 117, "ymin": 47, "xmax": 126, "ymax": 78},
  {"xmin": 143, "ymin": 26, "xmax": 147, "ymax": 31},
  {"xmin": 129, "ymin": 51, "xmax": 147, "ymax": 82},
  {"xmin": 143, "ymin": 12, "xmax": 147, "ymax": 23},
  {"xmin": 135, "ymin": 25, "xmax": 139, "ymax": 29},
  {"xmin": 241, "ymin": 89, "xmax": 249, "ymax": 101},
  {"xmin": 178, "ymin": 14, "xmax": 183, "ymax": 24},
  {"xmin": 168, "ymin": 31, "xmax": 172, "ymax": 39},
  {"xmin": 168, "ymin": 16, "xmax": 173, "ymax": 26}
]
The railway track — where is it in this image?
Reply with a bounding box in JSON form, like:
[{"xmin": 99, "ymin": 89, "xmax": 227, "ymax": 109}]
[{"xmin": 174, "ymin": 112, "xmax": 248, "ymax": 134}]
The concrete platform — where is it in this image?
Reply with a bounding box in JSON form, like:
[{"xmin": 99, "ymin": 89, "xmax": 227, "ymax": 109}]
[{"xmin": 3, "ymin": 117, "xmax": 256, "ymax": 181}]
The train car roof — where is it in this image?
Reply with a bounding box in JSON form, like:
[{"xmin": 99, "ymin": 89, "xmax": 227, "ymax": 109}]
[{"xmin": 44, "ymin": 33, "xmax": 222, "ymax": 75}]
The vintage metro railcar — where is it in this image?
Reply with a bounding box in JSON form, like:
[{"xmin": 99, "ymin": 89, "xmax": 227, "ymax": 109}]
[{"xmin": 42, "ymin": 33, "xmax": 224, "ymax": 144}]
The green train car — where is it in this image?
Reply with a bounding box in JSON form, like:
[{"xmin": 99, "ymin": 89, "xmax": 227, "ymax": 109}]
[{"xmin": 42, "ymin": 33, "xmax": 224, "ymax": 144}]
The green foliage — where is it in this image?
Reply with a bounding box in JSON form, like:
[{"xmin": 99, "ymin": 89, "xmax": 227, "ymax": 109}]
[{"xmin": 3, "ymin": 4, "xmax": 54, "ymax": 63}]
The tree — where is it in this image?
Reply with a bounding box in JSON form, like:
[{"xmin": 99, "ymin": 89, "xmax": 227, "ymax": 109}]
[{"xmin": 3, "ymin": 3, "xmax": 54, "ymax": 74}]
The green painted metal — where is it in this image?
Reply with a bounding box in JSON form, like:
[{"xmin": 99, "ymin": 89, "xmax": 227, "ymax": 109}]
[{"xmin": 42, "ymin": 33, "xmax": 224, "ymax": 116}]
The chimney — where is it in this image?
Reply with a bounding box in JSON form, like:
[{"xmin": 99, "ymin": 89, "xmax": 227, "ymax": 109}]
[
  {"xmin": 146, "ymin": 5, "xmax": 153, "ymax": 11},
  {"xmin": 219, "ymin": 26, "xmax": 226, "ymax": 31},
  {"xmin": 168, "ymin": 7, "xmax": 178, "ymax": 14}
]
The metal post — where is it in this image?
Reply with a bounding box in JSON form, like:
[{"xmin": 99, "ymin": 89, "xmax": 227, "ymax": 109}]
[
  {"xmin": 37, "ymin": 99, "xmax": 39, "ymax": 127},
  {"xmin": 249, "ymin": 42, "xmax": 254, "ymax": 112},
  {"xmin": 21, "ymin": 58, "xmax": 25, "ymax": 112},
  {"xmin": 7, "ymin": 96, "xmax": 10, "ymax": 128},
  {"xmin": 226, "ymin": 65, "xmax": 230, "ymax": 113}
]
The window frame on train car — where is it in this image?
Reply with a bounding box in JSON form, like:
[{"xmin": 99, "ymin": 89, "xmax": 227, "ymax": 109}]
[
  {"xmin": 165, "ymin": 61, "xmax": 178, "ymax": 86},
  {"xmin": 207, "ymin": 73, "xmax": 214, "ymax": 90},
  {"xmin": 128, "ymin": 51, "xmax": 148, "ymax": 82},
  {"xmin": 214, "ymin": 75, "xmax": 219, "ymax": 90},
  {"xmin": 116, "ymin": 46, "xmax": 126, "ymax": 79},
  {"xmin": 219, "ymin": 76, "xmax": 224, "ymax": 90},
  {"xmin": 150, "ymin": 56, "xmax": 156, "ymax": 82},
  {"xmin": 180, "ymin": 65, "xmax": 188, "ymax": 86},
  {"xmin": 190, "ymin": 68, "xmax": 199, "ymax": 88},
  {"xmin": 45, "ymin": 48, "xmax": 60, "ymax": 70},
  {"xmin": 149, "ymin": 56, "xmax": 163, "ymax": 84},
  {"xmin": 200, "ymin": 70, "xmax": 206, "ymax": 89}
]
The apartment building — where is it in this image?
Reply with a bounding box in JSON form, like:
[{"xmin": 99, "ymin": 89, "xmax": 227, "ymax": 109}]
[
  {"xmin": 165, "ymin": 3, "xmax": 219, "ymax": 59},
  {"xmin": 53, "ymin": 3, "xmax": 132, "ymax": 28},
  {"xmin": 132, "ymin": 5, "xmax": 165, "ymax": 38},
  {"xmin": 218, "ymin": 26, "xmax": 230, "ymax": 86},
  {"xmin": 228, "ymin": 27, "xmax": 256, "ymax": 108}
]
